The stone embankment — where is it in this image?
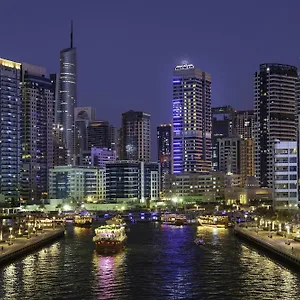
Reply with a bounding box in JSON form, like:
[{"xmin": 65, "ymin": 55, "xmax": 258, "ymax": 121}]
[
  {"xmin": 234, "ymin": 225, "xmax": 300, "ymax": 268},
  {"xmin": 0, "ymin": 228, "xmax": 65, "ymax": 266}
]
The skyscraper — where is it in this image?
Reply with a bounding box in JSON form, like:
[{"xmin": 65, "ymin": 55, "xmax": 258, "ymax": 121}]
[
  {"xmin": 157, "ymin": 124, "xmax": 172, "ymax": 194},
  {"xmin": 212, "ymin": 106, "xmax": 235, "ymax": 171},
  {"xmin": 254, "ymin": 63, "xmax": 298, "ymax": 187},
  {"xmin": 172, "ymin": 63, "xmax": 212, "ymax": 173},
  {"xmin": 58, "ymin": 21, "xmax": 77, "ymax": 164},
  {"xmin": 232, "ymin": 110, "xmax": 254, "ymax": 139},
  {"xmin": 74, "ymin": 107, "xmax": 96, "ymax": 164},
  {"xmin": 0, "ymin": 58, "xmax": 21, "ymax": 202},
  {"xmin": 20, "ymin": 63, "xmax": 54, "ymax": 204},
  {"xmin": 217, "ymin": 137, "xmax": 254, "ymax": 186},
  {"xmin": 120, "ymin": 110, "xmax": 151, "ymax": 162},
  {"xmin": 87, "ymin": 121, "xmax": 111, "ymax": 150},
  {"xmin": 51, "ymin": 73, "xmax": 67, "ymax": 166}
]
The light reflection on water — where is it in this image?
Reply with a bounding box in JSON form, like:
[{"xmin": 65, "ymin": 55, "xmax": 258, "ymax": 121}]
[{"xmin": 0, "ymin": 224, "xmax": 300, "ymax": 299}]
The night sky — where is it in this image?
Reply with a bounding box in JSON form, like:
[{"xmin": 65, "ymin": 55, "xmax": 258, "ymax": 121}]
[{"xmin": 1, "ymin": 0, "xmax": 300, "ymax": 158}]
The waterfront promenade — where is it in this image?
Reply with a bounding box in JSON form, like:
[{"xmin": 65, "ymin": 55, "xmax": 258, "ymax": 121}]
[
  {"xmin": 0, "ymin": 227, "xmax": 65, "ymax": 266},
  {"xmin": 234, "ymin": 225, "xmax": 300, "ymax": 267}
]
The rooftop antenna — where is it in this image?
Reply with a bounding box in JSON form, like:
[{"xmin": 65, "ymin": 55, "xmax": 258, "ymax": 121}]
[{"xmin": 70, "ymin": 20, "xmax": 73, "ymax": 48}]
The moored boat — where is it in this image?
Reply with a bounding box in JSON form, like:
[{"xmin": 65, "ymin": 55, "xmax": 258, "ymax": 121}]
[
  {"xmin": 197, "ymin": 215, "xmax": 229, "ymax": 228},
  {"xmin": 161, "ymin": 214, "xmax": 187, "ymax": 226},
  {"xmin": 93, "ymin": 224, "xmax": 127, "ymax": 255},
  {"xmin": 106, "ymin": 215, "xmax": 126, "ymax": 226},
  {"xmin": 74, "ymin": 215, "xmax": 93, "ymax": 228}
]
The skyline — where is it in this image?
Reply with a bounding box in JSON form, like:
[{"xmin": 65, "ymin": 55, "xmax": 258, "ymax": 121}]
[
  {"xmin": 0, "ymin": 1, "xmax": 300, "ymax": 128},
  {"xmin": 1, "ymin": 1, "xmax": 300, "ymax": 159}
]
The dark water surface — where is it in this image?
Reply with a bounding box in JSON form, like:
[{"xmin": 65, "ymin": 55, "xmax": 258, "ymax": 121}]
[{"xmin": 1, "ymin": 223, "xmax": 300, "ymax": 300}]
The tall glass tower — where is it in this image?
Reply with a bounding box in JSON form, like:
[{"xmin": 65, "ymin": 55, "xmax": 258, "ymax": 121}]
[
  {"xmin": 0, "ymin": 58, "xmax": 21, "ymax": 202},
  {"xmin": 58, "ymin": 21, "xmax": 77, "ymax": 164},
  {"xmin": 20, "ymin": 63, "xmax": 54, "ymax": 204},
  {"xmin": 254, "ymin": 63, "xmax": 298, "ymax": 188},
  {"xmin": 172, "ymin": 63, "xmax": 212, "ymax": 174},
  {"xmin": 120, "ymin": 110, "xmax": 151, "ymax": 162}
]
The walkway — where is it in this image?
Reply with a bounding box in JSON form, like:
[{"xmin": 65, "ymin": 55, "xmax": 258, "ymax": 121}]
[{"xmin": 0, "ymin": 227, "xmax": 64, "ymax": 259}]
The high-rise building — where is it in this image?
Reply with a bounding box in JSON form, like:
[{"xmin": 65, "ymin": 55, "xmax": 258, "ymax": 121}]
[
  {"xmin": 254, "ymin": 63, "xmax": 298, "ymax": 187},
  {"xmin": 50, "ymin": 73, "xmax": 59, "ymax": 119},
  {"xmin": 233, "ymin": 110, "xmax": 254, "ymax": 139},
  {"xmin": 157, "ymin": 124, "xmax": 172, "ymax": 195},
  {"xmin": 74, "ymin": 107, "xmax": 96, "ymax": 164},
  {"xmin": 51, "ymin": 73, "xmax": 67, "ymax": 166},
  {"xmin": 217, "ymin": 137, "xmax": 254, "ymax": 186},
  {"xmin": 87, "ymin": 121, "xmax": 111, "ymax": 150},
  {"xmin": 53, "ymin": 125, "xmax": 67, "ymax": 166},
  {"xmin": 20, "ymin": 63, "xmax": 54, "ymax": 204},
  {"xmin": 57, "ymin": 21, "xmax": 77, "ymax": 164},
  {"xmin": 212, "ymin": 106, "xmax": 235, "ymax": 171},
  {"xmin": 273, "ymin": 140, "xmax": 298, "ymax": 209},
  {"xmin": 172, "ymin": 63, "xmax": 212, "ymax": 173},
  {"xmin": 120, "ymin": 110, "xmax": 151, "ymax": 162},
  {"xmin": 0, "ymin": 58, "xmax": 21, "ymax": 202},
  {"xmin": 217, "ymin": 137, "xmax": 241, "ymax": 174},
  {"xmin": 110, "ymin": 125, "xmax": 118, "ymax": 152}
]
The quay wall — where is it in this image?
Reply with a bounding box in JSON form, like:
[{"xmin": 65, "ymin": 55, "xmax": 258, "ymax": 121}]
[
  {"xmin": 234, "ymin": 226, "xmax": 300, "ymax": 268},
  {"xmin": 0, "ymin": 229, "xmax": 65, "ymax": 266}
]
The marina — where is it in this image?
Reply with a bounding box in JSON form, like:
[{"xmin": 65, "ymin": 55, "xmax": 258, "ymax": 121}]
[{"xmin": 1, "ymin": 222, "xmax": 300, "ymax": 299}]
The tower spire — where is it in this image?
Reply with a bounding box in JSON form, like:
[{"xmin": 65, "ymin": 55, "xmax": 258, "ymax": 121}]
[{"xmin": 70, "ymin": 20, "xmax": 73, "ymax": 48}]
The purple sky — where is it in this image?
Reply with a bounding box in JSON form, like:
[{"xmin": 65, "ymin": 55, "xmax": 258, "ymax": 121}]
[{"xmin": 1, "ymin": 0, "xmax": 300, "ymax": 159}]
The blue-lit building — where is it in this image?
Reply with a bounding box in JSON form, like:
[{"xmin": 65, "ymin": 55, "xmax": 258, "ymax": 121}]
[
  {"xmin": 0, "ymin": 58, "xmax": 21, "ymax": 202},
  {"xmin": 20, "ymin": 63, "xmax": 54, "ymax": 204},
  {"xmin": 172, "ymin": 63, "xmax": 212, "ymax": 174},
  {"xmin": 105, "ymin": 161, "xmax": 160, "ymax": 203}
]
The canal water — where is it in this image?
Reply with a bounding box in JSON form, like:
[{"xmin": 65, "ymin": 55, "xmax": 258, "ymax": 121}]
[{"xmin": 1, "ymin": 223, "xmax": 300, "ymax": 300}]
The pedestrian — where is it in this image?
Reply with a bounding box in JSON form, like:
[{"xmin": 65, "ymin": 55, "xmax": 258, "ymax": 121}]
[{"xmin": 1, "ymin": 246, "xmax": 3, "ymax": 252}]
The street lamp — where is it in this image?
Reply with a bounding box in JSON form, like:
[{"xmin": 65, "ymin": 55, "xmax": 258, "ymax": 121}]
[
  {"xmin": 27, "ymin": 222, "xmax": 31, "ymax": 239},
  {"xmin": 9, "ymin": 227, "xmax": 13, "ymax": 245},
  {"xmin": 254, "ymin": 217, "xmax": 258, "ymax": 233}
]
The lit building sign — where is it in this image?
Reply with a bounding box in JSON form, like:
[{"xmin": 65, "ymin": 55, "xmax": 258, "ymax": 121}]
[{"xmin": 174, "ymin": 64, "xmax": 194, "ymax": 71}]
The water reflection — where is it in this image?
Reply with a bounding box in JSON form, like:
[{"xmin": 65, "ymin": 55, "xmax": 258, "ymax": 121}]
[
  {"xmin": 93, "ymin": 251, "xmax": 126, "ymax": 299},
  {"xmin": 0, "ymin": 224, "xmax": 300, "ymax": 300}
]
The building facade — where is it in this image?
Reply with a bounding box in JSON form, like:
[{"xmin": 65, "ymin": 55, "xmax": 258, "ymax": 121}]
[
  {"xmin": 273, "ymin": 140, "xmax": 298, "ymax": 209},
  {"xmin": 105, "ymin": 161, "xmax": 160, "ymax": 203},
  {"xmin": 172, "ymin": 63, "xmax": 212, "ymax": 173},
  {"xmin": 120, "ymin": 111, "xmax": 151, "ymax": 162},
  {"xmin": 20, "ymin": 63, "xmax": 54, "ymax": 204},
  {"xmin": 57, "ymin": 23, "xmax": 77, "ymax": 164},
  {"xmin": 91, "ymin": 147, "xmax": 117, "ymax": 168},
  {"xmin": 49, "ymin": 166, "xmax": 105, "ymax": 202},
  {"xmin": 217, "ymin": 137, "xmax": 254, "ymax": 186},
  {"xmin": 164, "ymin": 172, "xmax": 226, "ymax": 202},
  {"xmin": 212, "ymin": 106, "xmax": 235, "ymax": 170},
  {"xmin": 233, "ymin": 110, "xmax": 254, "ymax": 139},
  {"xmin": 157, "ymin": 124, "xmax": 172, "ymax": 195},
  {"xmin": 0, "ymin": 58, "xmax": 21, "ymax": 202},
  {"xmin": 254, "ymin": 63, "xmax": 298, "ymax": 187},
  {"xmin": 87, "ymin": 121, "xmax": 112, "ymax": 150},
  {"xmin": 74, "ymin": 107, "xmax": 96, "ymax": 165}
]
